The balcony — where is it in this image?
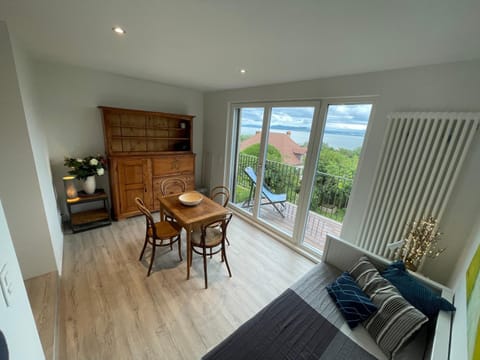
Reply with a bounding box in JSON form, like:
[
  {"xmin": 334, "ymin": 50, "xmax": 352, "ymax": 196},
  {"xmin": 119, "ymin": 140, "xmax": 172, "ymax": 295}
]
[{"xmin": 234, "ymin": 153, "xmax": 352, "ymax": 252}]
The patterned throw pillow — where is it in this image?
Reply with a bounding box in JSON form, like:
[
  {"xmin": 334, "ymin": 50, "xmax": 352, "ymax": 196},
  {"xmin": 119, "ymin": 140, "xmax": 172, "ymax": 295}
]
[
  {"xmin": 382, "ymin": 261, "xmax": 455, "ymax": 319},
  {"xmin": 350, "ymin": 256, "xmax": 429, "ymax": 358},
  {"xmin": 326, "ymin": 272, "xmax": 378, "ymax": 329}
]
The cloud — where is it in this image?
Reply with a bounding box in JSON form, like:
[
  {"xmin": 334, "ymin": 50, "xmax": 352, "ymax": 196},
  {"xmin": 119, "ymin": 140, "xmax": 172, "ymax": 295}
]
[
  {"xmin": 326, "ymin": 104, "xmax": 372, "ymax": 123},
  {"xmin": 241, "ymin": 107, "xmax": 315, "ymax": 128},
  {"xmin": 241, "ymin": 104, "xmax": 372, "ymax": 133},
  {"xmin": 241, "ymin": 108, "xmax": 264, "ymax": 126},
  {"xmin": 271, "ymin": 107, "xmax": 314, "ymax": 128},
  {"xmin": 325, "ymin": 104, "xmax": 372, "ymax": 133}
]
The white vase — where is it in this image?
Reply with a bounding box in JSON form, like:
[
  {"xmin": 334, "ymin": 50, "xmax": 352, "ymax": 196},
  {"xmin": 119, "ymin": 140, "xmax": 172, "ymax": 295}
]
[{"xmin": 82, "ymin": 176, "xmax": 96, "ymax": 194}]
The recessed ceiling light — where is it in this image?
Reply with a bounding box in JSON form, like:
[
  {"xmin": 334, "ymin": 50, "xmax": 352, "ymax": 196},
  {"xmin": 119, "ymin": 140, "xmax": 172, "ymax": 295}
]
[
  {"xmin": 240, "ymin": 69, "xmax": 247, "ymax": 74},
  {"xmin": 112, "ymin": 26, "xmax": 126, "ymax": 35}
]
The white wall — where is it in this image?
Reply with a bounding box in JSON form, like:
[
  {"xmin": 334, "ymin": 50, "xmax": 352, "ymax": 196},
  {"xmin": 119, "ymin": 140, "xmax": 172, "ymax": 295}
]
[
  {"xmin": 204, "ymin": 59, "xmax": 480, "ymax": 284},
  {"xmin": 448, "ymin": 213, "xmax": 480, "ymax": 359},
  {"xmin": 30, "ymin": 60, "xmax": 204, "ymax": 214},
  {"xmin": 0, "ymin": 22, "xmax": 58, "ymax": 279},
  {"xmin": 11, "ymin": 40, "xmax": 64, "ymax": 274},
  {"xmin": 0, "ymin": 199, "xmax": 45, "ymax": 359}
]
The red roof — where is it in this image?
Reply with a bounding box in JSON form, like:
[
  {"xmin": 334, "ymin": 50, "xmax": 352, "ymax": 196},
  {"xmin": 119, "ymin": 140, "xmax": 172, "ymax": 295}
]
[{"xmin": 239, "ymin": 131, "xmax": 307, "ymax": 166}]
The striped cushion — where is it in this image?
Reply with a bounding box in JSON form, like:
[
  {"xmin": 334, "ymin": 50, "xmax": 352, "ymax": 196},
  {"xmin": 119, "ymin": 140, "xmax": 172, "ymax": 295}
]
[
  {"xmin": 326, "ymin": 272, "xmax": 378, "ymax": 329},
  {"xmin": 350, "ymin": 256, "xmax": 428, "ymax": 358}
]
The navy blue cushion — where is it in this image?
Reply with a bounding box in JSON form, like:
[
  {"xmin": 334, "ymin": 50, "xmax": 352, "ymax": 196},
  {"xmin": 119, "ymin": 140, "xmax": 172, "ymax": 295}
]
[
  {"xmin": 381, "ymin": 260, "xmax": 455, "ymax": 319},
  {"xmin": 326, "ymin": 272, "xmax": 378, "ymax": 329}
]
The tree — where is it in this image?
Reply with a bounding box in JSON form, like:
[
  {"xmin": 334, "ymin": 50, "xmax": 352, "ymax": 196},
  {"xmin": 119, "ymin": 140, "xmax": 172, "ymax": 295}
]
[
  {"xmin": 317, "ymin": 145, "xmax": 360, "ymax": 178},
  {"xmin": 241, "ymin": 143, "xmax": 282, "ymax": 162},
  {"xmin": 239, "ymin": 142, "xmax": 361, "ymax": 220},
  {"xmin": 240, "ymin": 144, "xmax": 287, "ymax": 194},
  {"xmin": 310, "ymin": 145, "xmax": 360, "ymax": 211}
]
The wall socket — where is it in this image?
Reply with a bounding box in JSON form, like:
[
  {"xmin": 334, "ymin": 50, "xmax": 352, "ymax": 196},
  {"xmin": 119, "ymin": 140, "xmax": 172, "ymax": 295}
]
[{"xmin": 0, "ymin": 264, "xmax": 13, "ymax": 307}]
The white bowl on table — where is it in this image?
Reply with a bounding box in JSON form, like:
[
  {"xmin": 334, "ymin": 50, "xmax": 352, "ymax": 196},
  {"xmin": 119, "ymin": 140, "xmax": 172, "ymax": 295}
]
[{"xmin": 178, "ymin": 192, "xmax": 203, "ymax": 206}]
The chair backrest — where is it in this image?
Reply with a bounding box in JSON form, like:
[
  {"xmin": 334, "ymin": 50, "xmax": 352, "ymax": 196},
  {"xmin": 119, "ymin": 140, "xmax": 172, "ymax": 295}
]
[
  {"xmin": 135, "ymin": 197, "xmax": 157, "ymax": 238},
  {"xmin": 244, "ymin": 167, "xmax": 257, "ymax": 185},
  {"xmin": 200, "ymin": 212, "xmax": 233, "ymax": 245},
  {"xmin": 210, "ymin": 186, "xmax": 230, "ymax": 207},
  {"xmin": 244, "ymin": 166, "xmax": 281, "ymax": 196},
  {"xmin": 160, "ymin": 178, "xmax": 187, "ymax": 196}
]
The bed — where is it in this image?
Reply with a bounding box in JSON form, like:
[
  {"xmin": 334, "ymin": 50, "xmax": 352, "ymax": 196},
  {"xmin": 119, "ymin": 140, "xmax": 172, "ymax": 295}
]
[{"xmin": 203, "ymin": 234, "xmax": 454, "ymax": 360}]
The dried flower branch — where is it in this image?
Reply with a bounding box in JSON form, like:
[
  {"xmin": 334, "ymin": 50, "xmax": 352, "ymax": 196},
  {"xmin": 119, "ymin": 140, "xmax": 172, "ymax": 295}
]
[{"xmin": 395, "ymin": 216, "xmax": 445, "ymax": 271}]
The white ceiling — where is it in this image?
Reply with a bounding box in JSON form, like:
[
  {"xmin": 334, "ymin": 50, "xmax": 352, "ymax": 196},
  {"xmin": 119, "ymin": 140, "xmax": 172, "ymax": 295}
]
[{"xmin": 1, "ymin": 0, "xmax": 480, "ymax": 91}]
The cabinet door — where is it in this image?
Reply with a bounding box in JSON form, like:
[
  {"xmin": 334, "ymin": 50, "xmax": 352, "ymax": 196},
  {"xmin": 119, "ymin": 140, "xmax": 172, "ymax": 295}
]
[{"xmin": 117, "ymin": 158, "xmax": 152, "ymax": 216}]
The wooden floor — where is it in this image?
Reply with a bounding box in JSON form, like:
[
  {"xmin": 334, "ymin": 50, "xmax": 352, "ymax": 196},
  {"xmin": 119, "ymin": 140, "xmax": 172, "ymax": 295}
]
[
  {"xmin": 59, "ymin": 215, "xmax": 314, "ymax": 360},
  {"xmin": 25, "ymin": 271, "xmax": 58, "ymax": 360}
]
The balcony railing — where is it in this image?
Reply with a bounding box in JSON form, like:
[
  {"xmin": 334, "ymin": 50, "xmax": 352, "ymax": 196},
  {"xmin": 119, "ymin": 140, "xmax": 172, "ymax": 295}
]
[{"xmin": 235, "ymin": 153, "xmax": 353, "ymax": 222}]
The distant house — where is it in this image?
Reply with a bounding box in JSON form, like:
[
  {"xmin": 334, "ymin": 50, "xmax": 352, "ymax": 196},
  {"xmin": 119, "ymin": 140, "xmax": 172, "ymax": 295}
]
[{"xmin": 240, "ymin": 131, "xmax": 307, "ymax": 166}]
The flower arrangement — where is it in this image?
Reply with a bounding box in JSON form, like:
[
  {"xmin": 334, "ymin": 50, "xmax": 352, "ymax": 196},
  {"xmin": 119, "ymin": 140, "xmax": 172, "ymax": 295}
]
[
  {"xmin": 394, "ymin": 216, "xmax": 446, "ymax": 271},
  {"xmin": 64, "ymin": 155, "xmax": 107, "ymax": 180}
]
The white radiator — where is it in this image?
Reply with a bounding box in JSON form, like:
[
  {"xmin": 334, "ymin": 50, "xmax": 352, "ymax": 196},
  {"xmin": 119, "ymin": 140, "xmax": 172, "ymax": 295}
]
[{"xmin": 357, "ymin": 112, "xmax": 479, "ymax": 258}]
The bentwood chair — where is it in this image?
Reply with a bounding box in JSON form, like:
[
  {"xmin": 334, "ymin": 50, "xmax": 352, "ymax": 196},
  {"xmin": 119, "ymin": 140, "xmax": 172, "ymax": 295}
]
[
  {"xmin": 210, "ymin": 186, "xmax": 230, "ymax": 207},
  {"xmin": 160, "ymin": 177, "xmax": 187, "ymax": 196},
  {"xmin": 190, "ymin": 212, "xmax": 233, "ymax": 289},
  {"xmin": 135, "ymin": 197, "xmax": 182, "ymax": 276},
  {"xmin": 159, "ymin": 177, "xmax": 187, "ymax": 223},
  {"xmin": 210, "ymin": 185, "xmax": 231, "ymax": 246}
]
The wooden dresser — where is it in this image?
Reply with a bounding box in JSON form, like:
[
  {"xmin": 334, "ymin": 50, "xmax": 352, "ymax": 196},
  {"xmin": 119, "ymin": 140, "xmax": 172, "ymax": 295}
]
[{"xmin": 99, "ymin": 106, "xmax": 195, "ymax": 219}]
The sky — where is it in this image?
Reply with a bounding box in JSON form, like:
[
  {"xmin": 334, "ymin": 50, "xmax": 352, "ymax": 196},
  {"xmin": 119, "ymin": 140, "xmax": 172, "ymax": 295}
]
[{"xmin": 240, "ymin": 104, "xmax": 372, "ymax": 136}]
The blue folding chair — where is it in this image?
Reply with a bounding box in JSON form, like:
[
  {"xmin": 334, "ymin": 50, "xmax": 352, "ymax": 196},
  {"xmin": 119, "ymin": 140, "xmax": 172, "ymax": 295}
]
[{"xmin": 243, "ymin": 166, "xmax": 287, "ymax": 217}]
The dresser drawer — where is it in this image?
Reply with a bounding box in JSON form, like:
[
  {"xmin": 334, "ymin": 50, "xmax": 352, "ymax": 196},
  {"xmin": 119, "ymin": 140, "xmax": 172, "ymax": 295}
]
[{"xmin": 152, "ymin": 155, "xmax": 194, "ymax": 176}]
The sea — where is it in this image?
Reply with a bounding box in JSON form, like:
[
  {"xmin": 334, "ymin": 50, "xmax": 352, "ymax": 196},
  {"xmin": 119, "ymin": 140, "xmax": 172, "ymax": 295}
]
[{"xmin": 240, "ymin": 127, "xmax": 365, "ymax": 150}]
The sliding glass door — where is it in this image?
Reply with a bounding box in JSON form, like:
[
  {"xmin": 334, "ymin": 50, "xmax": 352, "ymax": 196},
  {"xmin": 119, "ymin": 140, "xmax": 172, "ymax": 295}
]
[
  {"xmin": 229, "ymin": 100, "xmax": 373, "ymax": 253},
  {"xmin": 231, "ymin": 102, "xmax": 319, "ymax": 238},
  {"xmin": 302, "ymin": 103, "xmax": 373, "ymax": 251},
  {"xmin": 231, "ymin": 107, "xmax": 265, "ymax": 217},
  {"xmin": 256, "ymin": 106, "xmax": 317, "ymax": 235}
]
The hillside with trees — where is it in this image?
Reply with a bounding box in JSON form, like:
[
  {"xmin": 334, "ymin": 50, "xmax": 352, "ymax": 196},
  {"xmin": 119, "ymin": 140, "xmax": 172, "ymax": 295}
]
[{"xmin": 237, "ymin": 143, "xmax": 360, "ymax": 222}]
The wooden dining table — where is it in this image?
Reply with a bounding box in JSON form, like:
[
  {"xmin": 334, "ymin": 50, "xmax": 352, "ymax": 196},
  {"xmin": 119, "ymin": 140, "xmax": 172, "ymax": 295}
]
[{"xmin": 158, "ymin": 191, "xmax": 230, "ymax": 279}]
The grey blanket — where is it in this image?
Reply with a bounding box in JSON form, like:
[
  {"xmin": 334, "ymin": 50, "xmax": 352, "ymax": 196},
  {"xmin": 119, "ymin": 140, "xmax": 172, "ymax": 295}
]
[{"xmin": 203, "ymin": 263, "xmax": 377, "ymax": 360}]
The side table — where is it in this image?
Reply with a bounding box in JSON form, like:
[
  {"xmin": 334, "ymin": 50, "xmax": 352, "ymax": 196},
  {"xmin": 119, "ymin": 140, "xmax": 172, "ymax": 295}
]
[{"xmin": 66, "ymin": 189, "xmax": 112, "ymax": 233}]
